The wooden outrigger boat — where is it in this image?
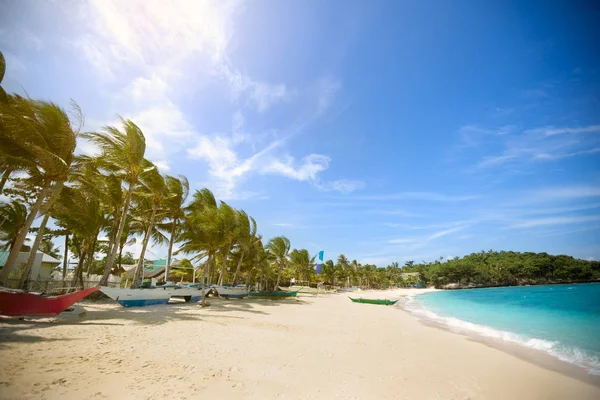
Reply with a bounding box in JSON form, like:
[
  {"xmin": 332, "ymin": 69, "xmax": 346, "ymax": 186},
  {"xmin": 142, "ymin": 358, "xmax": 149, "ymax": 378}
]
[
  {"xmin": 100, "ymin": 285, "xmax": 202, "ymax": 307},
  {"xmin": 211, "ymin": 285, "xmax": 249, "ymax": 299},
  {"xmin": 249, "ymin": 290, "xmax": 299, "ymax": 298},
  {"xmin": 0, "ymin": 287, "xmax": 99, "ymax": 317},
  {"xmin": 349, "ymin": 297, "xmax": 398, "ymax": 305}
]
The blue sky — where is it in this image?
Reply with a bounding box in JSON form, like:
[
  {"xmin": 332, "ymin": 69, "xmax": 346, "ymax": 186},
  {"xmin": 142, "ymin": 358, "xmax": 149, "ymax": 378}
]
[{"xmin": 1, "ymin": 0, "xmax": 599, "ymax": 265}]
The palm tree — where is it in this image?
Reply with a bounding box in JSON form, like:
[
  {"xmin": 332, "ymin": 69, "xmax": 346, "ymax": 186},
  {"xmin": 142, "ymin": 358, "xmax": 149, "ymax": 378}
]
[
  {"xmin": 83, "ymin": 119, "xmax": 148, "ymax": 286},
  {"xmin": 231, "ymin": 211, "xmax": 259, "ymax": 286},
  {"xmin": 0, "ymin": 201, "xmax": 27, "ymax": 251},
  {"xmin": 39, "ymin": 237, "xmax": 60, "ymax": 258},
  {"xmin": 265, "ymin": 236, "xmax": 291, "ymax": 290},
  {"xmin": 0, "ymin": 99, "xmax": 78, "ymax": 284},
  {"xmin": 215, "ymin": 202, "xmax": 239, "ymax": 286},
  {"xmin": 289, "ymin": 249, "xmax": 316, "ymax": 283},
  {"xmin": 178, "ymin": 188, "xmax": 221, "ymax": 306},
  {"xmin": 160, "ymin": 175, "xmax": 189, "ymax": 281},
  {"xmin": 131, "ymin": 164, "xmax": 167, "ymax": 287},
  {"xmin": 51, "ymin": 186, "xmax": 104, "ymax": 290}
]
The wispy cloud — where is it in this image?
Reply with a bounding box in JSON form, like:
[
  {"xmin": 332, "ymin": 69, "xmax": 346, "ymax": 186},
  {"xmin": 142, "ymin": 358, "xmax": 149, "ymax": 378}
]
[
  {"xmin": 428, "ymin": 225, "xmax": 468, "ymax": 240},
  {"xmin": 509, "ymin": 215, "xmax": 600, "ymax": 229},
  {"xmin": 356, "ymin": 192, "xmax": 480, "ymax": 202},
  {"xmin": 469, "ymin": 123, "xmax": 600, "ymax": 170},
  {"xmin": 261, "ymin": 154, "xmax": 364, "ymax": 193},
  {"xmin": 526, "ymin": 125, "xmax": 600, "ymax": 136}
]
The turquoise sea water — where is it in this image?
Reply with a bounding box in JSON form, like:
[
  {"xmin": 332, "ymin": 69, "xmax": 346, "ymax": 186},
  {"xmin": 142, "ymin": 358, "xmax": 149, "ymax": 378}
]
[{"xmin": 407, "ymin": 283, "xmax": 600, "ymax": 374}]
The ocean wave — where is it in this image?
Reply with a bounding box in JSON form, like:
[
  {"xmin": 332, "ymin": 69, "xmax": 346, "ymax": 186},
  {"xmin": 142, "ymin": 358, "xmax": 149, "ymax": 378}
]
[{"xmin": 402, "ymin": 294, "xmax": 600, "ymax": 375}]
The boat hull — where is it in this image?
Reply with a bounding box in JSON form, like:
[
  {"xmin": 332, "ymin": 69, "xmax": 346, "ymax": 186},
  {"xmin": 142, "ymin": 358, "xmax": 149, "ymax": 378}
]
[
  {"xmin": 249, "ymin": 290, "xmax": 299, "ymax": 298},
  {"xmin": 160, "ymin": 286, "xmax": 202, "ymax": 303},
  {"xmin": 100, "ymin": 287, "xmax": 171, "ymax": 308},
  {"xmin": 0, "ymin": 287, "xmax": 99, "ymax": 316},
  {"xmin": 212, "ymin": 286, "xmax": 249, "ymax": 299},
  {"xmin": 349, "ymin": 297, "xmax": 398, "ymax": 305}
]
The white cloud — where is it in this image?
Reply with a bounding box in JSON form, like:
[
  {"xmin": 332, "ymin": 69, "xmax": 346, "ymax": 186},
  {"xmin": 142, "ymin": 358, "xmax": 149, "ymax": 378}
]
[
  {"xmin": 533, "ymin": 186, "xmax": 600, "ymax": 200},
  {"xmin": 262, "ymin": 154, "xmax": 330, "ymax": 181},
  {"xmin": 356, "ymin": 192, "xmax": 479, "ymax": 202},
  {"xmin": 534, "ymin": 147, "xmax": 600, "ymax": 160},
  {"xmin": 260, "ymin": 155, "xmax": 364, "ymax": 193},
  {"xmin": 526, "ymin": 125, "xmax": 600, "ymax": 136},
  {"xmin": 428, "ymin": 225, "xmax": 468, "ymax": 240},
  {"xmin": 470, "ymin": 123, "xmax": 600, "ymax": 170},
  {"xmin": 509, "ymin": 215, "xmax": 600, "ymax": 229},
  {"xmin": 153, "ymin": 160, "xmax": 171, "ymax": 171}
]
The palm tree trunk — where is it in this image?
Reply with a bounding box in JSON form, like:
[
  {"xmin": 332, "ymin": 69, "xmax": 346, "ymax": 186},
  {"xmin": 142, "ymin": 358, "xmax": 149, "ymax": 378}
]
[
  {"xmin": 0, "ymin": 168, "xmax": 12, "ymax": 193},
  {"xmin": 85, "ymin": 233, "xmax": 98, "ymax": 277},
  {"xmin": 165, "ymin": 219, "xmax": 177, "ymax": 282},
  {"xmin": 231, "ymin": 250, "xmax": 245, "ymax": 286},
  {"xmin": 70, "ymin": 250, "xmax": 87, "ymax": 291},
  {"xmin": 18, "ymin": 212, "xmax": 51, "ymax": 289},
  {"xmin": 274, "ymin": 261, "xmax": 283, "ymax": 290},
  {"xmin": 62, "ymin": 233, "xmax": 69, "ymax": 281},
  {"xmin": 200, "ymin": 253, "xmax": 212, "ymax": 307},
  {"xmin": 0, "ymin": 179, "xmax": 52, "ymax": 285},
  {"xmin": 217, "ymin": 242, "xmax": 233, "ymax": 286},
  {"xmin": 104, "ymin": 214, "xmax": 120, "ymax": 273},
  {"xmin": 100, "ymin": 183, "xmax": 134, "ymax": 286},
  {"xmin": 132, "ymin": 205, "xmax": 157, "ymax": 288},
  {"xmin": 118, "ymin": 243, "xmax": 124, "ymax": 269}
]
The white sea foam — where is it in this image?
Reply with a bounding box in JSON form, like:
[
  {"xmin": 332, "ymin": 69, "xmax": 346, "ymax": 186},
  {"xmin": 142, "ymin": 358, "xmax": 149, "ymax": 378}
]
[{"xmin": 402, "ymin": 294, "xmax": 600, "ymax": 375}]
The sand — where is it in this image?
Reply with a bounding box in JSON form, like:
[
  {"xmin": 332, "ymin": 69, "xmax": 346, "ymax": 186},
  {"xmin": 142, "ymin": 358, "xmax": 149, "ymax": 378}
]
[{"xmin": 1, "ymin": 288, "xmax": 599, "ymax": 400}]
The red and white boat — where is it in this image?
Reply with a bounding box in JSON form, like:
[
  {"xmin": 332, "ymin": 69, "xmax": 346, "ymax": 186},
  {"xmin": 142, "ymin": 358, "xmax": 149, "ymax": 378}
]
[{"xmin": 0, "ymin": 287, "xmax": 99, "ymax": 317}]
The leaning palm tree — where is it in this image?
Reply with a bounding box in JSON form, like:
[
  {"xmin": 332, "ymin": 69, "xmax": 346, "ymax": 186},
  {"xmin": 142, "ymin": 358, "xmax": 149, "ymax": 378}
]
[
  {"xmin": 231, "ymin": 210, "xmax": 259, "ymax": 286},
  {"xmin": 83, "ymin": 119, "xmax": 148, "ymax": 286},
  {"xmin": 159, "ymin": 175, "xmax": 189, "ymax": 281},
  {"xmin": 265, "ymin": 235, "xmax": 291, "ymax": 290},
  {"xmin": 131, "ymin": 164, "xmax": 168, "ymax": 287},
  {"xmin": 215, "ymin": 202, "xmax": 239, "ymax": 286},
  {"xmin": 178, "ymin": 188, "xmax": 222, "ymax": 305},
  {"xmin": 289, "ymin": 249, "xmax": 316, "ymax": 283},
  {"xmin": 0, "ymin": 99, "xmax": 78, "ymax": 284},
  {"xmin": 51, "ymin": 186, "xmax": 104, "ymax": 290},
  {"xmin": 0, "ymin": 201, "xmax": 27, "ymax": 251}
]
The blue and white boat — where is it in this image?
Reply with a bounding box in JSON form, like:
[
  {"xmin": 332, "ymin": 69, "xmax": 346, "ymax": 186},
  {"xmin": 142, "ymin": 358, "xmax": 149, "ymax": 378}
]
[
  {"xmin": 100, "ymin": 286, "xmax": 171, "ymax": 307},
  {"xmin": 100, "ymin": 285, "xmax": 202, "ymax": 307}
]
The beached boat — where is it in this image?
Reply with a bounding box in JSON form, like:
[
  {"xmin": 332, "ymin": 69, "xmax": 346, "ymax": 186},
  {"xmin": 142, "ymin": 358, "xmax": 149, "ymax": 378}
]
[
  {"xmin": 349, "ymin": 297, "xmax": 398, "ymax": 305},
  {"xmin": 338, "ymin": 287, "xmax": 361, "ymax": 292},
  {"xmin": 0, "ymin": 287, "xmax": 99, "ymax": 317},
  {"xmin": 100, "ymin": 286, "xmax": 172, "ymax": 307},
  {"xmin": 249, "ymin": 290, "xmax": 299, "ymax": 298},
  {"xmin": 211, "ymin": 285, "xmax": 249, "ymax": 299},
  {"xmin": 159, "ymin": 284, "xmax": 202, "ymax": 303}
]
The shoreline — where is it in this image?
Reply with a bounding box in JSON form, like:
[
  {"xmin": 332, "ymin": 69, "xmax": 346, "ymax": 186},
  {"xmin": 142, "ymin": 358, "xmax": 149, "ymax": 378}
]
[
  {"xmin": 1, "ymin": 288, "xmax": 599, "ymax": 399},
  {"xmin": 398, "ymin": 290, "xmax": 600, "ymax": 387}
]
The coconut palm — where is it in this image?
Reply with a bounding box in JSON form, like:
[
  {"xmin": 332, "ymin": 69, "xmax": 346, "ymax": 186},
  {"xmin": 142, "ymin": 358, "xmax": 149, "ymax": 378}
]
[
  {"xmin": 289, "ymin": 249, "xmax": 316, "ymax": 282},
  {"xmin": 83, "ymin": 119, "xmax": 149, "ymax": 285},
  {"xmin": 0, "ymin": 201, "xmax": 27, "ymax": 251},
  {"xmin": 51, "ymin": 186, "xmax": 104, "ymax": 289},
  {"xmin": 215, "ymin": 202, "xmax": 239, "ymax": 286},
  {"xmin": 265, "ymin": 235, "xmax": 291, "ymax": 290},
  {"xmin": 160, "ymin": 175, "xmax": 189, "ymax": 281},
  {"xmin": 231, "ymin": 210, "xmax": 259, "ymax": 285},
  {"xmin": 131, "ymin": 163, "xmax": 167, "ymax": 287},
  {"xmin": 0, "ymin": 99, "xmax": 78, "ymax": 284},
  {"xmin": 178, "ymin": 188, "xmax": 223, "ymax": 305}
]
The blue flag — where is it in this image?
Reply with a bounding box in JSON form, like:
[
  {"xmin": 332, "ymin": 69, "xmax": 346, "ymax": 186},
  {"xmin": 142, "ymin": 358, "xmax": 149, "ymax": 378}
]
[{"xmin": 315, "ymin": 250, "xmax": 324, "ymax": 274}]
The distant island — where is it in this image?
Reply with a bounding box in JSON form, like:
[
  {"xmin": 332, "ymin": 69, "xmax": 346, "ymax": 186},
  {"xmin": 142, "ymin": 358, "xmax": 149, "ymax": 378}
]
[{"xmin": 400, "ymin": 250, "xmax": 600, "ymax": 289}]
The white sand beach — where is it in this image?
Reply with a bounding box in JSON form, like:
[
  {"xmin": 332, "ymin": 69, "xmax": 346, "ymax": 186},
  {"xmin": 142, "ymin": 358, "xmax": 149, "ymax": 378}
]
[{"xmin": 1, "ymin": 288, "xmax": 599, "ymax": 400}]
